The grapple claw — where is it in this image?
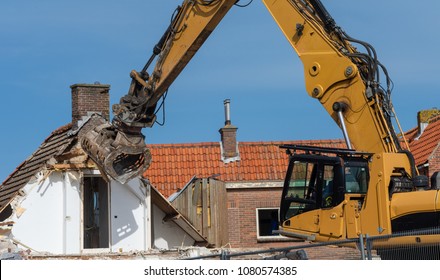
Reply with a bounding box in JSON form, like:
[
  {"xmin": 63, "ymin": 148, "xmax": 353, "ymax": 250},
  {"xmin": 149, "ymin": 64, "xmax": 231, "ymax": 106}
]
[{"xmin": 80, "ymin": 120, "xmax": 151, "ymax": 184}]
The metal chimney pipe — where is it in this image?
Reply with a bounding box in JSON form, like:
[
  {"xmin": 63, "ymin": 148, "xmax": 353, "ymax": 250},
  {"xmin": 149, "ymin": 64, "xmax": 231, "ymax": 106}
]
[{"xmin": 224, "ymin": 99, "xmax": 231, "ymax": 125}]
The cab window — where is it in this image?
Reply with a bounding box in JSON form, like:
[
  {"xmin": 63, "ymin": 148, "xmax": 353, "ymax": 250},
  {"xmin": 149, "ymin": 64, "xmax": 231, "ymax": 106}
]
[{"xmin": 345, "ymin": 166, "xmax": 368, "ymax": 193}]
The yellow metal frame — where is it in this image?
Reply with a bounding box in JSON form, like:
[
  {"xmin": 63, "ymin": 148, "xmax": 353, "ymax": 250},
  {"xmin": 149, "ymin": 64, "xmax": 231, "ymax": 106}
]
[{"xmin": 140, "ymin": 0, "xmax": 440, "ymax": 246}]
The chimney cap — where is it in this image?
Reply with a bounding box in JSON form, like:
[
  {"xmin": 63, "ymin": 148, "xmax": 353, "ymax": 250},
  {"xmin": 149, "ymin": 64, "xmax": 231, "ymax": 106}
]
[
  {"xmin": 70, "ymin": 83, "xmax": 111, "ymax": 89},
  {"xmin": 417, "ymin": 108, "xmax": 440, "ymax": 124},
  {"xmin": 224, "ymin": 98, "xmax": 231, "ymax": 126}
]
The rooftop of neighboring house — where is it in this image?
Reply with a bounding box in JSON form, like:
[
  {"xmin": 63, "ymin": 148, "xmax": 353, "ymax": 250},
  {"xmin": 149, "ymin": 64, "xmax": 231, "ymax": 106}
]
[
  {"xmin": 144, "ymin": 108, "xmax": 440, "ymax": 198},
  {"xmin": 144, "ymin": 139, "xmax": 346, "ymax": 197},
  {"xmin": 405, "ymin": 110, "xmax": 440, "ymax": 166}
]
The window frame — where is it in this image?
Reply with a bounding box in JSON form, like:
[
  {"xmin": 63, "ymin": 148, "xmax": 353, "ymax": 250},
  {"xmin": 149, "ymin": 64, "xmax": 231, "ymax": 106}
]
[
  {"xmin": 81, "ymin": 174, "xmax": 111, "ymax": 253},
  {"xmin": 255, "ymin": 207, "xmax": 290, "ymax": 242}
]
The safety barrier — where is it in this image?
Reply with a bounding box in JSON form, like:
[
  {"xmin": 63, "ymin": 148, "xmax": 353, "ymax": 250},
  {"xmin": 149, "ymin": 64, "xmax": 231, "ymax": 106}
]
[{"xmin": 185, "ymin": 227, "xmax": 440, "ymax": 260}]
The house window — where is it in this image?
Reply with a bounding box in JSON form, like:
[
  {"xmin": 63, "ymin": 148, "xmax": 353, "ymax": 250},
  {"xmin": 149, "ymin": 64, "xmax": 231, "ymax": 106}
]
[
  {"xmin": 83, "ymin": 176, "xmax": 110, "ymax": 249},
  {"xmin": 256, "ymin": 208, "xmax": 287, "ymax": 242}
]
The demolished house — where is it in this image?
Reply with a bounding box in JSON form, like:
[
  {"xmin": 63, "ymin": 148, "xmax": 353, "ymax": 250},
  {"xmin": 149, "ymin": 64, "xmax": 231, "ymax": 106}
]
[{"xmin": 0, "ymin": 83, "xmax": 206, "ymax": 256}]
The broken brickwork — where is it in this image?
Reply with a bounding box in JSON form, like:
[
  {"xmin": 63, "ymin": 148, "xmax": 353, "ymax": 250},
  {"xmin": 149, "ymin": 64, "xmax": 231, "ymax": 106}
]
[{"xmin": 70, "ymin": 83, "xmax": 110, "ymax": 127}]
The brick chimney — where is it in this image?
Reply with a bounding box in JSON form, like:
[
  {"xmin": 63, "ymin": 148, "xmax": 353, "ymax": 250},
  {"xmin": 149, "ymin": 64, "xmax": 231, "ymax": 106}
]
[
  {"xmin": 70, "ymin": 83, "xmax": 110, "ymax": 128},
  {"xmin": 415, "ymin": 108, "xmax": 440, "ymax": 139},
  {"xmin": 219, "ymin": 99, "xmax": 240, "ymax": 163}
]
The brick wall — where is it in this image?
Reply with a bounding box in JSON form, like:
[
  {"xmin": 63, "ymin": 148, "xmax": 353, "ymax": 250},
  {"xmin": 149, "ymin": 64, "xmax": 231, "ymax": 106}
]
[
  {"xmin": 70, "ymin": 83, "xmax": 110, "ymax": 127},
  {"xmin": 219, "ymin": 125, "xmax": 238, "ymax": 159},
  {"xmin": 227, "ymin": 187, "xmax": 285, "ymax": 248},
  {"xmin": 429, "ymin": 144, "xmax": 440, "ymax": 182}
]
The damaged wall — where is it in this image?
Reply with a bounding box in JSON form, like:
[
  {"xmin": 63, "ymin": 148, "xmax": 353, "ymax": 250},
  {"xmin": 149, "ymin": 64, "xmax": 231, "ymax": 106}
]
[
  {"xmin": 152, "ymin": 204, "xmax": 195, "ymax": 249},
  {"xmin": 111, "ymin": 179, "xmax": 148, "ymax": 252},
  {"xmin": 9, "ymin": 171, "xmax": 81, "ymax": 254},
  {"xmin": 4, "ymin": 170, "xmax": 201, "ymax": 255}
]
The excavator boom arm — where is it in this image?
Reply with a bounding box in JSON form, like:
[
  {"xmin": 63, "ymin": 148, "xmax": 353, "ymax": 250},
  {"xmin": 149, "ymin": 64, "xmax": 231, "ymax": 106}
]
[
  {"xmin": 263, "ymin": 0, "xmax": 402, "ymax": 154},
  {"xmin": 149, "ymin": 0, "xmax": 237, "ymax": 99},
  {"xmin": 121, "ymin": 0, "xmax": 404, "ymax": 153},
  {"xmin": 82, "ymin": 0, "xmax": 406, "ymax": 184}
]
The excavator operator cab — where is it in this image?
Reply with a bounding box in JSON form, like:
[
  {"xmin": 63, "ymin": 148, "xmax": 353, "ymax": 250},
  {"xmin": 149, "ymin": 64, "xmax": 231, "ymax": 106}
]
[{"xmin": 279, "ymin": 145, "xmax": 371, "ymax": 224}]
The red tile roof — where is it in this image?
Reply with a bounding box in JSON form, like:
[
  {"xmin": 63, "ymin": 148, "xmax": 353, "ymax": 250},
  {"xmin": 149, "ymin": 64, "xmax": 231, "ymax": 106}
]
[
  {"xmin": 144, "ymin": 139, "xmax": 346, "ymax": 197},
  {"xmin": 408, "ymin": 115, "xmax": 440, "ymax": 166}
]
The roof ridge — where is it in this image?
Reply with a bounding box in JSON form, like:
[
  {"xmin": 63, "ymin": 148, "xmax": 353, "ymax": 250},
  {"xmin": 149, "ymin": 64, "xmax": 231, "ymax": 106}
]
[
  {"xmin": 428, "ymin": 113, "xmax": 440, "ymax": 123},
  {"xmin": 0, "ymin": 122, "xmax": 76, "ymax": 212},
  {"xmin": 238, "ymin": 139, "xmax": 345, "ymax": 145},
  {"xmin": 405, "ymin": 126, "xmax": 418, "ymax": 134},
  {"xmin": 146, "ymin": 139, "xmax": 346, "ymax": 148},
  {"xmin": 147, "ymin": 142, "xmax": 219, "ymax": 148},
  {"xmin": 52, "ymin": 123, "xmax": 73, "ymax": 134},
  {"xmin": 2, "ymin": 123, "xmax": 73, "ymax": 185},
  {"xmin": 41, "ymin": 123, "xmax": 73, "ymax": 143}
]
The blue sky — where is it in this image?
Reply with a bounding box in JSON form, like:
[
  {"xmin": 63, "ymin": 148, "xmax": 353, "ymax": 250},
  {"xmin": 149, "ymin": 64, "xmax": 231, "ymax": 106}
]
[{"xmin": 1, "ymin": 0, "xmax": 439, "ymax": 182}]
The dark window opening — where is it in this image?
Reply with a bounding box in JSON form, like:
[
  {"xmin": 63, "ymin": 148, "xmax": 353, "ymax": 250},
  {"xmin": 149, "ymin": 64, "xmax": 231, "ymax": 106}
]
[
  {"xmin": 0, "ymin": 204, "xmax": 13, "ymax": 221},
  {"xmin": 83, "ymin": 176, "xmax": 109, "ymax": 249},
  {"xmin": 257, "ymin": 209, "xmax": 280, "ymax": 237}
]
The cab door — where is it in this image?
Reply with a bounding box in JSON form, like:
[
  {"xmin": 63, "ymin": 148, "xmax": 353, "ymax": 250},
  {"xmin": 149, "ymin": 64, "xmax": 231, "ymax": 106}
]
[
  {"xmin": 318, "ymin": 164, "xmax": 345, "ymax": 238},
  {"xmin": 280, "ymin": 154, "xmax": 343, "ymax": 236}
]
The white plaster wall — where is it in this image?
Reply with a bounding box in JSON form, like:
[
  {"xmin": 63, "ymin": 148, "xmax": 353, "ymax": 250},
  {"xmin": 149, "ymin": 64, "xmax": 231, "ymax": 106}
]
[
  {"xmin": 64, "ymin": 172, "xmax": 81, "ymax": 254},
  {"xmin": 11, "ymin": 172, "xmax": 81, "ymax": 254},
  {"xmin": 110, "ymin": 179, "xmax": 146, "ymax": 252},
  {"xmin": 152, "ymin": 204, "xmax": 195, "ymax": 250},
  {"xmin": 10, "ymin": 173, "xmax": 197, "ymax": 254},
  {"xmin": 111, "ymin": 179, "xmax": 198, "ymax": 251}
]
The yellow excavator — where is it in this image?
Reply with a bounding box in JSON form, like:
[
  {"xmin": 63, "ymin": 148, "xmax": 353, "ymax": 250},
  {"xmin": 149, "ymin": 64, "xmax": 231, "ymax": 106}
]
[{"xmin": 80, "ymin": 0, "xmax": 440, "ymax": 258}]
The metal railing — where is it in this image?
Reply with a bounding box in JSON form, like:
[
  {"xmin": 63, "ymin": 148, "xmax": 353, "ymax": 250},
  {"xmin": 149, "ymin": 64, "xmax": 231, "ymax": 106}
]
[
  {"xmin": 184, "ymin": 227, "xmax": 440, "ymax": 260},
  {"xmin": 364, "ymin": 227, "xmax": 440, "ymax": 260}
]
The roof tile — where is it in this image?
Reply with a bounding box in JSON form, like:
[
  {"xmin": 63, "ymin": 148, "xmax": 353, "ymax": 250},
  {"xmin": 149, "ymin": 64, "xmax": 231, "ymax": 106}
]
[
  {"xmin": 408, "ymin": 116, "xmax": 440, "ymax": 166},
  {"xmin": 144, "ymin": 139, "xmax": 346, "ymax": 197}
]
